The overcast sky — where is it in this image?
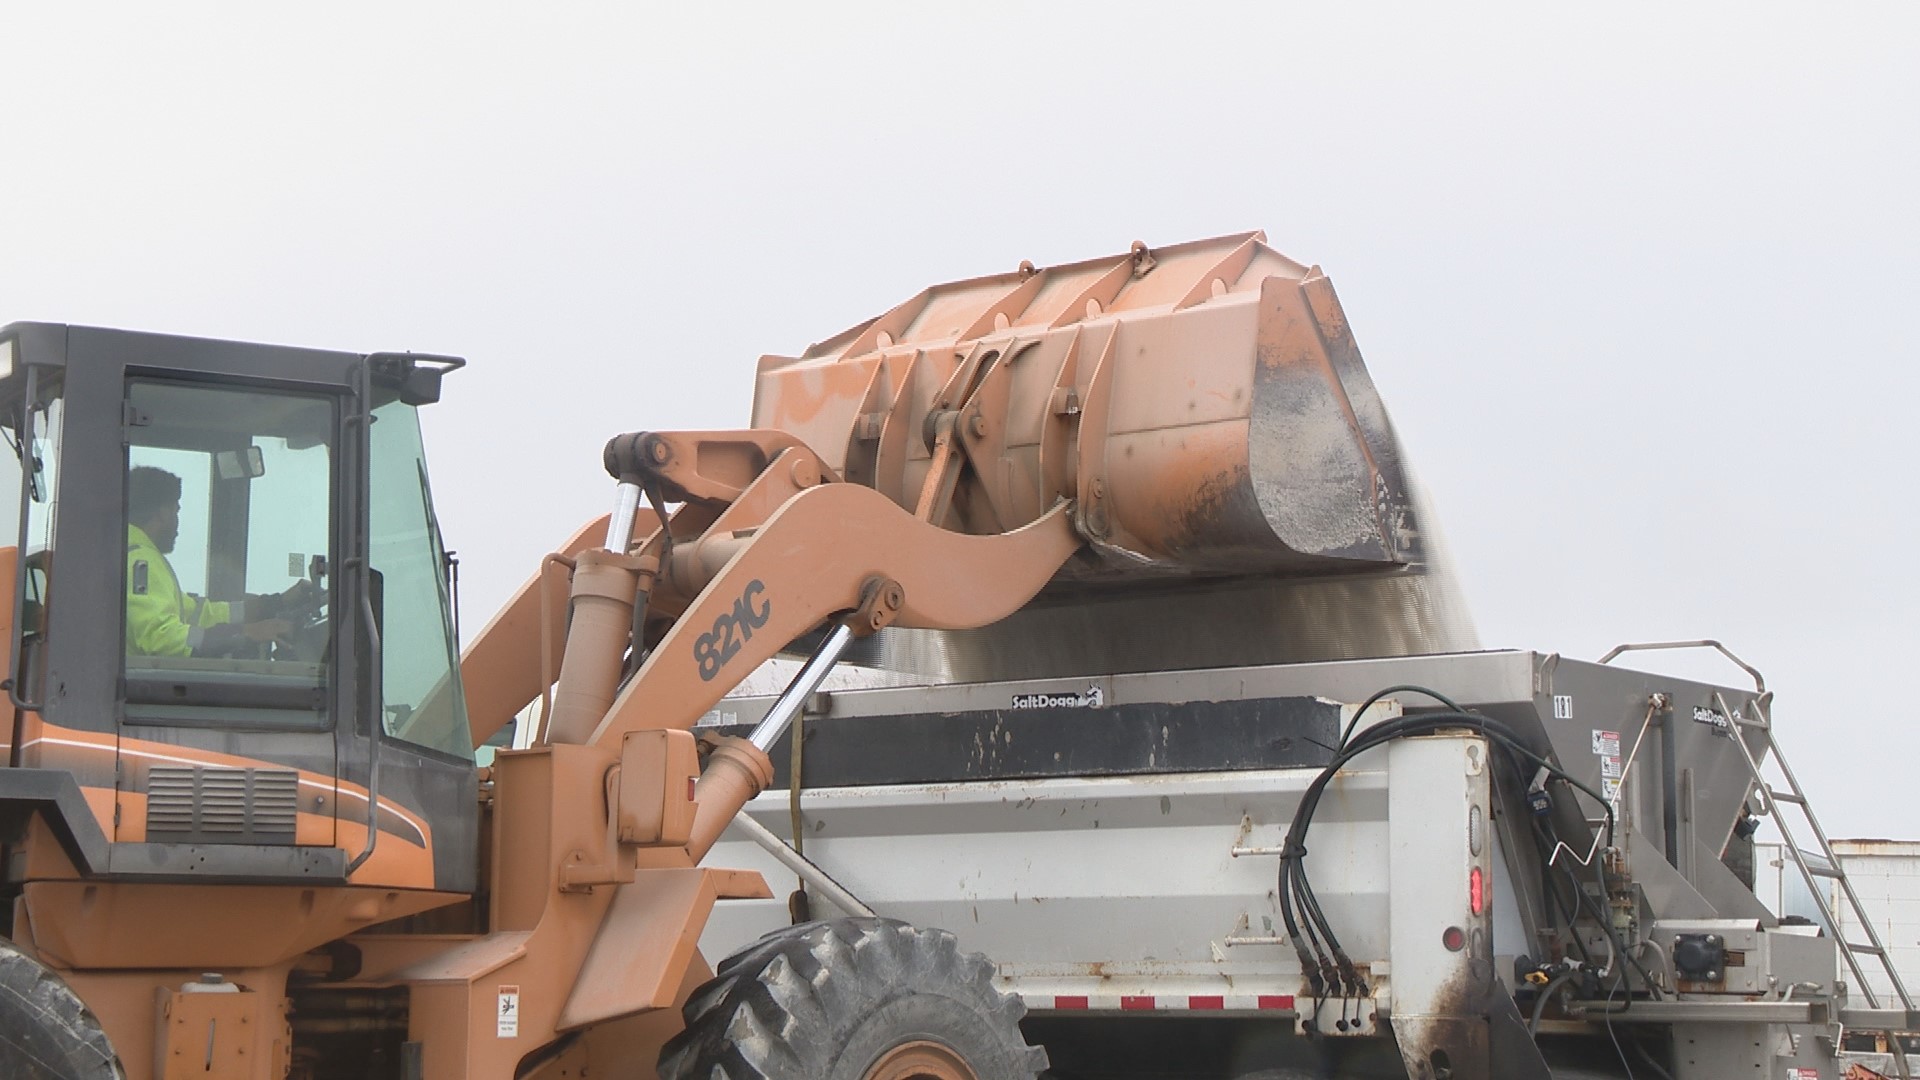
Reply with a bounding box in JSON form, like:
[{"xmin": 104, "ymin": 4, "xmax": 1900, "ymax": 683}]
[{"xmin": 3, "ymin": 5, "xmax": 1915, "ymax": 836}]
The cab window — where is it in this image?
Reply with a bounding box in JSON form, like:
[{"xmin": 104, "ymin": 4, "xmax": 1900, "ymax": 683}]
[
  {"xmin": 123, "ymin": 380, "xmax": 335, "ymax": 725},
  {"xmin": 4, "ymin": 360, "xmax": 62, "ymax": 705}
]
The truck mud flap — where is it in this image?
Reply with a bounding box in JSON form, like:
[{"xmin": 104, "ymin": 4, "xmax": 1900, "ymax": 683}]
[{"xmin": 1392, "ymin": 971, "xmax": 1551, "ymax": 1080}]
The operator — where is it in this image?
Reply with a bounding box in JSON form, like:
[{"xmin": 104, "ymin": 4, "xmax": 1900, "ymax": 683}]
[{"xmin": 125, "ymin": 466, "xmax": 313, "ymax": 658}]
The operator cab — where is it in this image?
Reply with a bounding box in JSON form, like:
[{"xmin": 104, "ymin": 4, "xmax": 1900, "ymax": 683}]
[{"xmin": 0, "ymin": 323, "xmax": 475, "ymax": 892}]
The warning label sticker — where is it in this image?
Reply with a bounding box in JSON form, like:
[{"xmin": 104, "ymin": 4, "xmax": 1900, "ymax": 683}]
[
  {"xmin": 498, "ymin": 985, "xmax": 520, "ymax": 1038},
  {"xmin": 1592, "ymin": 730, "xmax": 1623, "ymax": 802}
]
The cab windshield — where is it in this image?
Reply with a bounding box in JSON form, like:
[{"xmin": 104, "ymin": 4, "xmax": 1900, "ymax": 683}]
[{"xmin": 368, "ymin": 398, "xmax": 469, "ymax": 761}]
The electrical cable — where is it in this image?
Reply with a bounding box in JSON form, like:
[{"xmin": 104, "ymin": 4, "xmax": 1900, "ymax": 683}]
[
  {"xmin": 1280, "ymin": 693, "xmax": 1667, "ymax": 1051},
  {"xmin": 1528, "ymin": 968, "xmax": 1584, "ymax": 1034},
  {"xmin": 1632, "ymin": 938, "xmax": 1674, "ymax": 997},
  {"xmin": 1530, "ymin": 808, "xmax": 1646, "ymax": 1000},
  {"xmin": 1531, "ymin": 816, "xmax": 1594, "ymax": 966},
  {"xmin": 1602, "ymin": 970, "xmax": 1637, "ymax": 1080},
  {"xmin": 1577, "ymin": 836, "xmax": 1661, "ymax": 1004},
  {"xmin": 1284, "ymin": 710, "xmax": 1616, "ymax": 951},
  {"xmin": 1516, "ymin": 732, "xmax": 1663, "ymax": 1003},
  {"xmin": 1628, "ymin": 1034, "xmax": 1676, "ymax": 1080},
  {"xmin": 1539, "ymin": 822, "xmax": 1657, "ymax": 1010},
  {"xmin": 1336, "ymin": 684, "xmax": 1469, "ymax": 749}
]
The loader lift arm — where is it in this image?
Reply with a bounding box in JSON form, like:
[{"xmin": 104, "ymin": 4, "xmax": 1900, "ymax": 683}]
[
  {"xmin": 537, "ymin": 428, "xmax": 1082, "ymax": 856},
  {"xmin": 595, "ymin": 470, "xmax": 1081, "ymax": 743}
]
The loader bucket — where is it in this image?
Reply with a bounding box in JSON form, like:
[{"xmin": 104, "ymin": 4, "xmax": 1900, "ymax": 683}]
[{"xmin": 753, "ymin": 233, "xmax": 1476, "ymax": 678}]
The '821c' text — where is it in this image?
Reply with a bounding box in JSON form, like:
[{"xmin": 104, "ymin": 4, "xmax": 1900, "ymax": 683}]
[{"xmin": 694, "ymin": 580, "xmax": 772, "ymax": 682}]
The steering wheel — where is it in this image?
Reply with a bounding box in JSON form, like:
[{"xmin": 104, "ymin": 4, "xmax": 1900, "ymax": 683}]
[
  {"xmin": 270, "ymin": 608, "xmax": 331, "ymax": 663},
  {"xmin": 264, "ymin": 579, "xmax": 330, "ymax": 663}
]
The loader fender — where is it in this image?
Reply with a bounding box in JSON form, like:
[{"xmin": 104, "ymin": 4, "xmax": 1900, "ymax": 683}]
[
  {"xmin": 0, "ymin": 940, "xmax": 121, "ymax": 1080},
  {"xmin": 659, "ymin": 918, "xmax": 1045, "ymax": 1080}
]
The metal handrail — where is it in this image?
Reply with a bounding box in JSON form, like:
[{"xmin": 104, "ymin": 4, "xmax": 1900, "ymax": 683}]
[{"xmin": 1596, "ymin": 638, "xmax": 1766, "ymax": 695}]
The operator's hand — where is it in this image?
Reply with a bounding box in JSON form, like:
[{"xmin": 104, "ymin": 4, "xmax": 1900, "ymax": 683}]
[
  {"xmin": 246, "ymin": 580, "xmax": 322, "ymax": 621},
  {"xmin": 198, "ymin": 619, "xmax": 293, "ymax": 657},
  {"xmin": 277, "ymin": 579, "xmax": 322, "ymax": 615},
  {"xmin": 200, "ymin": 622, "xmax": 245, "ymax": 657}
]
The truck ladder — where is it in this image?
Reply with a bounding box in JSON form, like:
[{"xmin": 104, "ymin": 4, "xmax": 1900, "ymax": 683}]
[
  {"xmin": 1717, "ymin": 688, "xmax": 1916, "ymax": 1079},
  {"xmin": 1601, "ymin": 641, "xmax": 1916, "ymax": 1079}
]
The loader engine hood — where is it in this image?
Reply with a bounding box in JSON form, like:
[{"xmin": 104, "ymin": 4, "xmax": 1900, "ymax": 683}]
[{"xmin": 752, "ymin": 232, "xmax": 1477, "ymax": 680}]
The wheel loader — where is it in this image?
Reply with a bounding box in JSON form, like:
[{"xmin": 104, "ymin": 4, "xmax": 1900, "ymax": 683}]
[{"xmin": 0, "ymin": 234, "xmax": 1909, "ymax": 1080}]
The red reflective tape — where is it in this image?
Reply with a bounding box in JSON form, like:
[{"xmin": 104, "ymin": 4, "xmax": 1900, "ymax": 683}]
[
  {"xmin": 1053, "ymin": 996, "xmax": 1089, "ymax": 1010},
  {"xmin": 1188, "ymin": 995, "xmax": 1225, "ymax": 1010},
  {"xmin": 1257, "ymin": 995, "xmax": 1296, "ymax": 1010},
  {"xmin": 1120, "ymin": 995, "xmax": 1155, "ymax": 1011}
]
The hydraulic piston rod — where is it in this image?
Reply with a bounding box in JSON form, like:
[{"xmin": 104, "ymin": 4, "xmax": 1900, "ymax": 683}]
[
  {"xmin": 606, "ymin": 481, "xmax": 643, "ymax": 552},
  {"xmin": 545, "ymin": 483, "xmax": 649, "ymax": 745},
  {"xmin": 685, "ymin": 621, "xmax": 858, "ymax": 863},
  {"xmin": 748, "ymin": 622, "xmax": 857, "ymax": 753}
]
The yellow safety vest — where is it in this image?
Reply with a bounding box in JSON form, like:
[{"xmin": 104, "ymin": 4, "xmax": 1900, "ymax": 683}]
[{"xmin": 126, "ymin": 525, "xmax": 233, "ymax": 657}]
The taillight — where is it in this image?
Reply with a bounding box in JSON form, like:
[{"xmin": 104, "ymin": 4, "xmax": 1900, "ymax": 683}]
[{"xmin": 1469, "ymin": 865, "xmax": 1485, "ymax": 916}]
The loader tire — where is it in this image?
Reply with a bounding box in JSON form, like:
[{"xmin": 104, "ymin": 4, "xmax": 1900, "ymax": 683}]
[
  {"xmin": 659, "ymin": 917, "xmax": 1047, "ymax": 1080},
  {"xmin": 0, "ymin": 940, "xmax": 121, "ymax": 1080}
]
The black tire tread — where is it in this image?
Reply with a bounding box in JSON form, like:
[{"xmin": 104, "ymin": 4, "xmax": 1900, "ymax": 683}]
[
  {"xmin": 0, "ymin": 940, "xmax": 121, "ymax": 1080},
  {"xmin": 660, "ymin": 918, "xmax": 1046, "ymax": 1080}
]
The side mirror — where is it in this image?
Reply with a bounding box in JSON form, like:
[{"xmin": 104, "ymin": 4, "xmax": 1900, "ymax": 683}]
[{"xmin": 215, "ymin": 446, "xmax": 266, "ymax": 481}]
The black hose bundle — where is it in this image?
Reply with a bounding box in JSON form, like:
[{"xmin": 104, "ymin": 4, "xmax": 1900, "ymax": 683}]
[{"xmin": 1278, "ymin": 685, "xmax": 1635, "ymax": 1028}]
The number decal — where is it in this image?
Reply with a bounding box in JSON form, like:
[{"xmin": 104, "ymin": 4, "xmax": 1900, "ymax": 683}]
[{"xmin": 694, "ymin": 580, "xmax": 772, "ymax": 682}]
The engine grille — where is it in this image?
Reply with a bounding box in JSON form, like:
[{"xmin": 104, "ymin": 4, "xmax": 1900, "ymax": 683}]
[{"xmin": 146, "ymin": 766, "xmax": 299, "ymax": 845}]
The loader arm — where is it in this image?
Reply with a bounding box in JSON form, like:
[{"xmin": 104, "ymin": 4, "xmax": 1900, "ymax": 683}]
[
  {"xmin": 453, "ymin": 429, "xmax": 848, "ymax": 751},
  {"xmin": 503, "ymin": 424, "xmax": 1084, "ymax": 901},
  {"xmin": 533, "ymin": 427, "xmax": 1083, "ymax": 754},
  {"xmin": 588, "ymin": 483, "xmax": 1080, "ymax": 747}
]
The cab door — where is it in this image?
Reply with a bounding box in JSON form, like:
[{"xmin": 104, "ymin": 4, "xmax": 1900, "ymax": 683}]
[{"xmin": 116, "ymin": 377, "xmax": 342, "ymax": 852}]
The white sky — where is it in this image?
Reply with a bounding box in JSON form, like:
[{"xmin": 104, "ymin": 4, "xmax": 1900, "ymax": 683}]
[{"xmin": 2, "ymin": 5, "xmax": 1915, "ymax": 835}]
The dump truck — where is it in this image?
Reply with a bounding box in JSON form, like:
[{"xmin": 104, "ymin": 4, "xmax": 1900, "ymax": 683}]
[{"xmin": 0, "ymin": 233, "xmax": 1909, "ymax": 1080}]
